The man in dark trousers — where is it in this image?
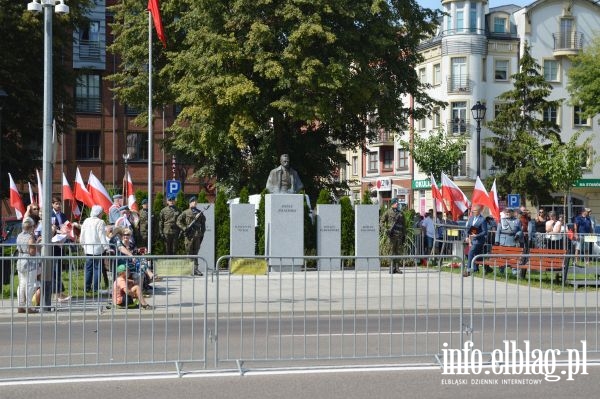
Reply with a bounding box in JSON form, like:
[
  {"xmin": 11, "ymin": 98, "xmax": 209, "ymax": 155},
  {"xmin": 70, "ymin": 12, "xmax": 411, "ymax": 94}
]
[
  {"xmin": 463, "ymin": 205, "xmax": 488, "ymax": 277},
  {"xmin": 158, "ymin": 195, "xmax": 180, "ymax": 255},
  {"xmin": 176, "ymin": 196, "xmax": 206, "ymax": 276},
  {"xmin": 380, "ymin": 198, "xmax": 406, "ymax": 274}
]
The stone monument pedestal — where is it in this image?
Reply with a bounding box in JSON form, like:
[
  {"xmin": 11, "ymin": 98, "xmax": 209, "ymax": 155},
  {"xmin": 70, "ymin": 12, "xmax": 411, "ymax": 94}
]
[
  {"xmin": 316, "ymin": 204, "xmax": 341, "ymax": 270},
  {"xmin": 354, "ymin": 204, "xmax": 380, "ymax": 270},
  {"xmin": 265, "ymin": 194, "xmax": 304, "ymax": 272}
]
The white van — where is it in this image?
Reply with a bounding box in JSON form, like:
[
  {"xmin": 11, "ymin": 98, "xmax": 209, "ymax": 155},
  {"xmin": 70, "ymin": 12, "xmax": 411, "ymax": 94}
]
[{"xmin": 228, "ymin": 194, "xmax": 313, "ymax": 226}]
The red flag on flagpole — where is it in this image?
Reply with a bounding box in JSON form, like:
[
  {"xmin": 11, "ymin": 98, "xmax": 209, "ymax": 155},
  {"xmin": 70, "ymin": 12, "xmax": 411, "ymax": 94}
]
[
  {"xmin": 62, "ymin": 173, "xmax": 81, "ymax": 219},
  {"xmin": 441, "ymin": 172, "xmax": 470, "ymax": 221},
  {"xmin": 472, "ymin": 176, "xmax": 494, "ymax": 212},
  {"xmin": 8, "ymin": 173, "xmax": 26, "ymax": 219},
  {"xmin": 124, "ymin": 171, "xmax": 138, "ymax": 212},
  {"xmin": 430, "ymin": 174, "xmax": 448, "ymax": 213},
  {"xmin": 87, "ymin": 171, "xmax": 113, "ymax": 214},
  {"xmin": 148, "ymin": 0, "xmax": 167, "ymax": 48},
  {"xmin": 74, "ymin": 167, "xmax": 94, "ymax": 209},
  {"xmin": 489, "ymin": 179, "xmax": 500, "ymax": 222}
]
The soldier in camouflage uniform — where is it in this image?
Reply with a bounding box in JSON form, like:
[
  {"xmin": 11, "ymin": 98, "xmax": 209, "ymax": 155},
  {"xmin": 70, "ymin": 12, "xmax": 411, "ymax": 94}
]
[
  {"xmin": 137, "ymin": 198, "xmax": 149, "ymax": 246},
  {"xmin": 158, "ymin": 195, "xmax": 180, "ymax": 255},
  {"xmin": 176, "ymin": 196, "xmax": 206, "ymax": 276},
  {"xmin": 380, "ymin": 198, "xmax": 406, "ymax": 274}
]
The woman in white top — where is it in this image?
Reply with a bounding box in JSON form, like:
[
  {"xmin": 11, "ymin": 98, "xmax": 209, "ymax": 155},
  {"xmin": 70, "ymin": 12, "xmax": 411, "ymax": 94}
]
[
  {"xmin": 545, "ymin": 211, "xmax": 563, "ymax": 250},
  {"xmin": 16, "ymin": 217, "xmax": 40, "ymax": 314}
]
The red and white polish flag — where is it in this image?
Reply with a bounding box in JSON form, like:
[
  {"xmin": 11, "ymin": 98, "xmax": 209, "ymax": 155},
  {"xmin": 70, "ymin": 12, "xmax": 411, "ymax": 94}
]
[
  {"xmin": 441, "ymin": 172, "xmax": 470, "ymax": 221},
  {"xmin": 62, "ymin": 172, "xmax": 81, "ymax": 218},
  {"xmin": 8, "ymin": 173, "xmax": 26, "ymax": 219},
  {"xmin": 124, "ymin": 170, "xmax": 138, "ymax": 212},
  {"xmin": 74, "ymin": 167, "xmax": 95, "ymax": 209},
  {"xmin": 87, "ymin": 171, "xmax": 112, "ymax": 214}
]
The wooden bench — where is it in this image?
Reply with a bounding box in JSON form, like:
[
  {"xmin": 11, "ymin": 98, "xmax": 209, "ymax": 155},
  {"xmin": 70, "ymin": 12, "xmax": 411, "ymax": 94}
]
[
  {"xmin": 512, "ymin": 247, "xmax": 567, "ymax": 282},
  {"xmin": 475, "ymin": 245, "xmax": 524, "ymax": 270}
]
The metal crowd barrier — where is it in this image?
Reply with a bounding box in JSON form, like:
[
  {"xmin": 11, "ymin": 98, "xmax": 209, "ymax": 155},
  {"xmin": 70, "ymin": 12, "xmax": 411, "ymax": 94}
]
[{"xmin": 1, "ymin": 241, "xmax": 600, "ymax": 378}]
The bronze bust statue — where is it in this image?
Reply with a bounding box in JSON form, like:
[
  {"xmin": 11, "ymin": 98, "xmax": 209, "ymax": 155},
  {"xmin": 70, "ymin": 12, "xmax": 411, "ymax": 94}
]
[{"xmin": 265, "ymin": 154, "xmax": 304, "ymax": 194}]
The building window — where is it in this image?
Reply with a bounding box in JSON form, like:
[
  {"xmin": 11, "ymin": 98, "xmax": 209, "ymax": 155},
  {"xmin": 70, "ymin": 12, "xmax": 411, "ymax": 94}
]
[
  {"xmin": 368, "ymin": 152, "xmax": 378, "ymax": 172},
  {"xmin": 352, "ymin": 155, "xmax": 358, "ymax": 176},
  {"xmin": 78, "ymin": 20, "xmax": 101, "ymax": 60},
  {"xmin": 446, "ymin": 15, "xmax": 452, "ymax": 32},
  {"xmin": 418, "ymin": 67, "xmax": 426, "ymax": 83},
  {"xmin": 456, "ymin": 10, "xmax": 464, "ymax": 31},
  {"xmin": 494, "ymin": 60, "xmax": 509, "ymax": 81},
  {"xmin": 433, "ymin": 107, "xmax": 441, "ymax": 128},
  {"xmin": 543, "ymin": 106, "xmax": 558, "ymax": 125},
  {"xmin": 451, "ymin": 101, "xmax": 467, "ymax": 135},
  {"xmin": 469, "ymin": 3, "xmax": 477, "ymax": 32},
  {"xmin": 125, "ymin": 105, "xmax": 141, "ymax": 115},
  {"xmin": 493, "ymin": 17, "xmax": 506, "ymax": 33},
  {"xmin": 397, "ymin": 148, "xmax": 409, "ymax": 170},
  {"xmin": 451, "ymin": 57, "xmax": 468, "ymax": 91},
  {"xmin": 383, "ymin": 149, "xmax": 393, "ymax": 170},
  {"xmin": 76, "ymin": 131, "xmax": 100, "ymax": 160},
  {"xmin": 418, "ymin": 118, "xmax": 426, "ymax": 131},
  {"xmin": 573, "ymin": 106, "xmax": 590, "ymax": 126},
  {"xmin": 482, "ymin": 58, "xmax": 487, "ymax": 82},
  {"xmin": 75, "ymin": 74, "xmax": 101, "ymax": 113},
  {"xmin": 543, "ymin": 60, "xmax": 559, "ymax": 82},
  {"xmin": 451, "ymin": 145, "xmax": 468, "ymax": 177},
  {"xmin": 433, "ymin": 64, "xmax": 441, "ymax": 85},
  {"xmin": 125, "ymin": 133, "xmax": 149, "ymax": 161}
]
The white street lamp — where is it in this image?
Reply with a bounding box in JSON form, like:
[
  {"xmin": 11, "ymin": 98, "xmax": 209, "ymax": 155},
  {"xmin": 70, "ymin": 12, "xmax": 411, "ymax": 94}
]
[{"xmin": 27, "ymin": 0, "xmax": 69, "ymax": 311}]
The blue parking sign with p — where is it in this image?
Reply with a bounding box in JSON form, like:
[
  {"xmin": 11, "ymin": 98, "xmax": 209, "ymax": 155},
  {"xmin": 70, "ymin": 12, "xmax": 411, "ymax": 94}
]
[
  {"xmin": 507, "ymin": 194, "xmax": 520, "ymax": 208},
  {"xmin": 166, "ymin": 180, "xmax": 181, "ymax": 197}
]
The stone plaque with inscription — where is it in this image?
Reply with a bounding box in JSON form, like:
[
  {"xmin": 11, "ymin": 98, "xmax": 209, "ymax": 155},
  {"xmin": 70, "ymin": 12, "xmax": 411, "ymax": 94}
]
[
  {"xmin": 196, "ymin": 203, "xmax": 215, "ymax": 272},
  {"xmin": 265, "ymin": 194, "xmax": 304, "ymax": 271},
  {"xmin": 354, "ymin": 204, "xmax": 380, "ymax": 270},
  {"xmin": 230, "ymin": 203, "xmax": 256, "ymax": 256},
  {"xmin": 316, "ymin": 204, "xmax": 341, "ymax": 270}
]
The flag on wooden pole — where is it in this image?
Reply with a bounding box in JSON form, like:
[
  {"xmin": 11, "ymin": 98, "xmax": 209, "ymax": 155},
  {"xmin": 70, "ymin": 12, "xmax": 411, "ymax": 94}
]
[{"xmin": 62, "ymin": 172, "xmax": 81, "ymax": 219}]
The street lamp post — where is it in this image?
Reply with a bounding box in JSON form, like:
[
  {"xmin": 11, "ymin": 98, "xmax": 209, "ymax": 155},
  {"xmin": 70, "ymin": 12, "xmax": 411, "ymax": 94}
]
[
  {"xmin": 27, "ymin": 0, "xmax": 69, "ymax": 311},
  {"xmin": 471, "ymin": 101, "xmax": 487, "ymax": 179},
  {"xmin": 0, "ymin": 88, "xmax": 8, "ymax": 232}
]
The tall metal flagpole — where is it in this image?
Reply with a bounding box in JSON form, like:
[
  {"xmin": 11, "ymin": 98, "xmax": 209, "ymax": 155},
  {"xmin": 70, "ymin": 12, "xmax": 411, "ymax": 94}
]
[
  {"xmin": 147, "ymin": 11, "xmax": 153, "ymax": 253},
  {"xmin": 41, "ymin": 4, "xmax": 54, "ymax": 310}
]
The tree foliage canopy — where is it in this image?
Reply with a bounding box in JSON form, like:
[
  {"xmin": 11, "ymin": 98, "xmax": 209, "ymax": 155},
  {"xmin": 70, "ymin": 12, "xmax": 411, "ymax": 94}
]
[
  {"xmin": 483, "ymin": 42, "xmax": 562, "ymax": 205},
  {"xmin": 0, "ymin": 0, "xmax": 91, "ymax": 189},
  {"xmin": 568, "ymin": 35, "xmax": 600, "ymax": 118},
  {"xmin": 108, "ymin": 0, "xmax": 444, "ymax": 199},
  {"xmin": 403, "ymin": 130, "xmax": 466, "ymax": 180}
]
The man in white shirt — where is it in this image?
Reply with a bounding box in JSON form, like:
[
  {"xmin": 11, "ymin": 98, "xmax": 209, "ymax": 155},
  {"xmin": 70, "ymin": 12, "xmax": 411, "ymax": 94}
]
[{"xmin": 80, "ymin": 205, "xmax": 110, "ymax": 292}]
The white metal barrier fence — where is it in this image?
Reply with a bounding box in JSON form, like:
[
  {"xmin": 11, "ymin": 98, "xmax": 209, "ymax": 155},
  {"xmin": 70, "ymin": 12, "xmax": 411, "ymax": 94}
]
[{"xmin": 1, "ymin": 243, "xmax": 600, "ymax": 378}]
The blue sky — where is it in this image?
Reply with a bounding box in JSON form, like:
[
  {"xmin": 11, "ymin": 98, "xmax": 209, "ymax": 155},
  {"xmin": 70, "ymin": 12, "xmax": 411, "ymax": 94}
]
[{"xmin": 417, "ymin": 0, "xmax": 531, "ymax": 11}]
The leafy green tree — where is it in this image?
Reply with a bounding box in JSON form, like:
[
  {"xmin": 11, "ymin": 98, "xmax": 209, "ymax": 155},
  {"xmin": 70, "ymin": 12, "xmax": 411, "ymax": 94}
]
[
  {"xmin": 483, "ymin": 42, "xmax": 561, "ymax": 206},
  {"xmin": 239, "ymin": 187, "xmax": 250, "ymax": 203},
  {"xmin": 568, "ymin": 35, "xmax": 600, "ymax": 118},
  {"xmin": 403, "ymin": 129, "xmax": 466, "ymax": 179},
  {"xmin": 108, "ymin": 0, "xmax": 444, "ymax": 199},
  {"xmin": 214, "ymin": 189, "xmax": 230, "ymax": 260},
  {"xmin": 532, "ymin": 130, "xmax": 598, "ymax": 220},
  {"xmin": 256, "ymin": 190, "xmax": 267, "ymax": 254},
  {"xmin": 0, "ymin": 0, "xmax": 91, "ymax": 191},
  {"xmin": 175, "ymin": 190, "xmax": 186, "ymax": 211},
  {"xmin": 316, "ymin": 189, "xmax": 332, "ymax": 205},
  {"xmin": 361, "ymin": 189, "xmax": 371, "ymax": 205},
  {"xmin": 197, "ymin": 190, "xmax": 208, "ymax": 203},
  {"xmin": 152, "ymin": 192, "xmax": 165, "ymax": 254},
  {"xmin": 339, "ymin": 196, "xmax": 354, "ymax": 257}
]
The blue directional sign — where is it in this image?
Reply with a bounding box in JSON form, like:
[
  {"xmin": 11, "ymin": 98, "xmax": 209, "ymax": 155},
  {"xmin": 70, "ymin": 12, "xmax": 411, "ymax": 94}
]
[
  {"xmin": 507, "ymin": 194, "xmax": 520, "ymax": 208},
  {"xmin": 166, "ymin": 180, "xmax": 182, "ymax": 197}
]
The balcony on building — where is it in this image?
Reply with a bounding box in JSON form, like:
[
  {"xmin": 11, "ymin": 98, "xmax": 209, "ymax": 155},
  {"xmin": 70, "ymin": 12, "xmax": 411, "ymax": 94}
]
[
  {"xmin": 447, "ymin": 75, "xmax": 472, "ymax": 94},
  {"xmin": 552, "ymin": 31, "xmax": 583, "ymax": 57},
  {"xmin": 446, "ymin": 118, "xmax": 471, "ymax": 137},
  {"xmin": 368, "ymin": 128, "xmax": 395, "ymax": 147}
]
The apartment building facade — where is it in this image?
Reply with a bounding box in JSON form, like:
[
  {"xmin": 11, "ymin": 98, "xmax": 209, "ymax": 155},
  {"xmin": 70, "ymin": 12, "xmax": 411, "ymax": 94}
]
[{"xmin": 340, "ymin": 0, "xmax": 600, "ymax": 215}]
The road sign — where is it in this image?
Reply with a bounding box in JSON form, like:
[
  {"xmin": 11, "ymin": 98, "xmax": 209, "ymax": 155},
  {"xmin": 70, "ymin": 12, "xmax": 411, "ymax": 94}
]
[
  {"xmin": 166, "ymin": 180, "xmax": 181, "ymax": 197},
  {"xmin": 507, "ymin": 194, "xmax": 520, "ymax": 208}
]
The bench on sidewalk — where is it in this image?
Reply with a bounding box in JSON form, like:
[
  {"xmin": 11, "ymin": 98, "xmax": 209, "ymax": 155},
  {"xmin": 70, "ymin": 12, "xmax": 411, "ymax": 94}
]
[{"xmin": 476, "ymin": 245, "xmax": 523, "ymax": 270}]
